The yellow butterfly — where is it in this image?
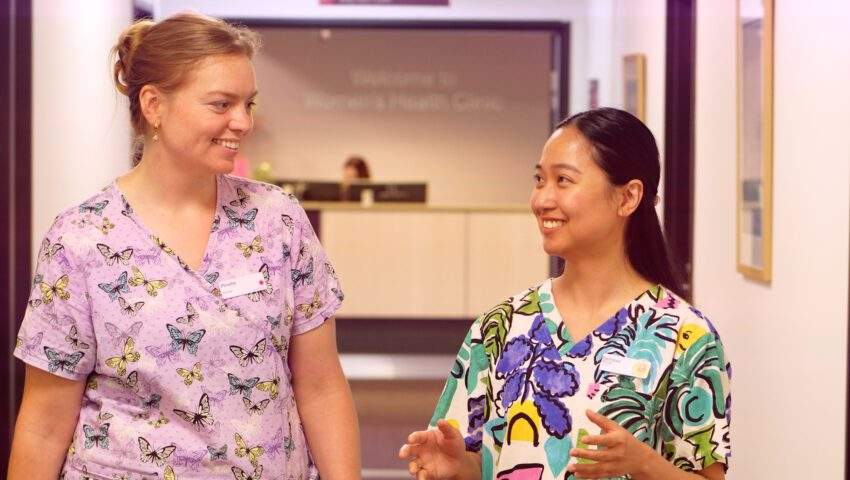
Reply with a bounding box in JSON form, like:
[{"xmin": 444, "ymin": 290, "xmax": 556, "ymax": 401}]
[
  {"xmin": 105, "ymin": 337, "xmax": 141, "ymax": 376},
  {"xmin": 15, "ymin": 336, "xmax": 22, "ymax": 349},
  {"xmin": 256, "ymin": 376, "xmax": 280, "ymax": 400},
  {"xmin": 295, "ymin": 290, "xmax": 323, "ymax": 319},
  {"xmin": 163, "ymin": 465, "xmax": 177, "ymax": 480},
  {"xmin": 86, "ymin": 377, "xmax": 99, "ymax": 390},
  {"xmin": 176, "ymin": 362, "xmax": 204, "ymax": 386},
  {"xmin": 99, "ymin": 217, "xmax": 115, "ymax": 235},
  {"xmin": 235, "ymin": 235, "xmax": 264, "ymax": 258},
  {"xmin": 129, "ymin": 266, "xmax": 168, "ymax": 297},
  {"xmin": 151, "ymin": 236, "xmax": 176, "ymax": 256},
  {"xmin": 148, "ymin": 412, "xmax": 170, "ymax": 429},
  {"xmin": 39, "ymin": 274, "xmax": 71, "ymax": 304},
  {"xmin": 234, "ymin": 432, "xmax": 264, "ymax": 467},
  {"xmin": 270, "ymin": 334, "xmax": 287, "ymax": 356}
]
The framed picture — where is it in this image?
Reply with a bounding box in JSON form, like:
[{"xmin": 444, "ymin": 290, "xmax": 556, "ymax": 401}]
[
  {"xmin": 622, "ymin": 54, "xmax": 646, "ymax": 121},
  {"xmin": 736, "ymin": 0, "xmax": 774, "ymax": 282}
]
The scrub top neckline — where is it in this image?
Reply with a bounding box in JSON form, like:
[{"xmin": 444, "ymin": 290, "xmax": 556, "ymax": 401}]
[
  {"xmin": 539, "ymin": 278, "xmax": 663, "ymax": 355},
  {"xmin": 109, "ymin": 174, "xmax": 222, "ymax": 282}
]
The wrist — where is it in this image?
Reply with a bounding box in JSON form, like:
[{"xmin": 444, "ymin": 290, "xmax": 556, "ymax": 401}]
[
  {"xmin": 630, "ymin": 442, "xmax": 659, "ymax": 480},
  {"xmin": 450, "ymin": 450, "xmax": 482, "ymax": 480}
]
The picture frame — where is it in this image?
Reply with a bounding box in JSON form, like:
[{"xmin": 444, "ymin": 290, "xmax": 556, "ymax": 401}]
[
  {"xmin": 736, "ymin": 0, "xmax": 774, "ymax": 282},
  {"xmin": 622, "ymin": 54, "xmax": 646, "ymax": 121}
]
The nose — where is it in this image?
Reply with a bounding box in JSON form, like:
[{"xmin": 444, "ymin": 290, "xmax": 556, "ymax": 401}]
[
  {"xmin": 229, "ymin": 105, "xmax": 254, "ymax": 135},
  {"xmin": 530, "ymin": 182, "xmax": 557, "ymax": 214}
]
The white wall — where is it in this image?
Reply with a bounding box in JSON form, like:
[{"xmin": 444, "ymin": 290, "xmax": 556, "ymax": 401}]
[
  {"xmin": 154, "ymin": 0, "xmax": 590, "ymax": 117},
  {"xmin": 31, "ymin": 0, "xmax": 134, "ymax": 261},
  {"xmin": 693, "ymin": 1, "xmax": 850, "ymax": 478},
  {"xmin": 583, "ymin": 0, "xmax": 667, "ymax": 216}
]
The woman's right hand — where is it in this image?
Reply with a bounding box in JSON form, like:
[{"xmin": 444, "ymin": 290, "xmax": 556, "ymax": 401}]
[{"xmin": 398, "ymin": 420, "xmax": 472, "ymax": 480}]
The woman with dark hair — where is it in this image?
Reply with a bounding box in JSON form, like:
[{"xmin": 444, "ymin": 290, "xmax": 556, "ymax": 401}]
[
  {"xmin": 400, "ymin": 108, "xmax": 731, "ymax": 480},
  {"xmin": 343, "ymin": 156, "xmax": 371, "ymax": 181}
]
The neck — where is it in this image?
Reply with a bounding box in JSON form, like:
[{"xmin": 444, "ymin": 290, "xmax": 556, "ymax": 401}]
[
  {"xmin": 119, "ymin": 144, "xmax": 217, "ymax": 209},
  {"xmin": 554, "ymin": 239, "xmax": 653, "ymax": 311}
]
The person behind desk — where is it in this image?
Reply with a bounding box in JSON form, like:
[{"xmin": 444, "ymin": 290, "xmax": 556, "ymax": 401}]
[
  {"xmin": 341, "ymin": 155, "xmax": 371, "ymax": 201},
  {"xmin": 399, "ymin": 108, "xmax": 731, "ymax": 480}
]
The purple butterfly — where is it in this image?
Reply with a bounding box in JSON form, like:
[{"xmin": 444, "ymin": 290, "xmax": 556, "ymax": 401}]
[
  {"xmin": 144, "ymin": 343, "xmax": 180, "ymax": 366},
  {"xmin": 135, "ymin": 246, "xmax": 162, "ymax": 266},
  {"xmin": 104, "ymin": 321, "xmax": 142, "ymax": 347},
  {"xmin": 184, "ymin": 288, "xmax": 211, "ymax": 311},
  {"xmin": 216, "ymin": 225, "xmax": 239, "ymax": 240},
  {"xmin": 200, "ymin": 386, "xmax": 228, "ymax": 407},
  {"xmin": 18, "ymin": 331, "xmax": 44, "ymax": 357},
  {"xmin": 261, "ymin": 256, "xmax": 284, "ymax": 276},
  {"xmin": 172, "ymin": 448, "xmax": 206, "ymax": 470},
  {"xmin": 263, "ymin": 427, "xmax": 284, "ymax": 459}
]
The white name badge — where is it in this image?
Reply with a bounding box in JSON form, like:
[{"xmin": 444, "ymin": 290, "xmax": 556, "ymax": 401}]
[
  {"xmin": 599, "ymin": 354, "xmax": 651, "ymax": 379},
  {"xmin": 219, "ymin": 272, "xmax": 267, "ymax": 299}
]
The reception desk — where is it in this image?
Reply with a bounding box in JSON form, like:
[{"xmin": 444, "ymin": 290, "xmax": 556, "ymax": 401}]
[{"xmin": 303, "ymin": 202, "xmax": 550, "ymax": 319}]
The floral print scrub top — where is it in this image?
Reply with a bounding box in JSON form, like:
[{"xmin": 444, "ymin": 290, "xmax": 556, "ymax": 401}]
[
  {"xmin": 14, "ymin": 174, "xmax": 343, "ymax": 480},
  {"xmin": 430, "ymin": 280, "xmax": 731, "ymax": 480}
]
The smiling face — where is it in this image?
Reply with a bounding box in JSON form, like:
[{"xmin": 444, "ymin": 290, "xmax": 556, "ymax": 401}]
[
  {"xmin": 530, "ymin": 126, "xmax": 628, "ymax": 259},
  {"xmin": 153, "ymin": 54, "xmax": 257, "ymax": 174}
]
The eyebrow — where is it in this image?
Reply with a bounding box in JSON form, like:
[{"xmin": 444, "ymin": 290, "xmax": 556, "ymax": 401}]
[
  {"xmin": 534, "ymin": 163, "xmax": 582, "ymax": 174},
  {"xmin": 206, "ymin": 90, "xmax": 259, "ymax": 100}
]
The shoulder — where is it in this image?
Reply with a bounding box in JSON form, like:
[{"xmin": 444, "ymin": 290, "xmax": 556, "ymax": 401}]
[
  {"xmin": 649, "ymin": 286, "xmax": 725, "ymax": 349},
  {"xmin": 220, "ymin": 175, "xmax": 306, "ymax": 219},
  {"xmin": 477, "ymin": 281, "xmax": 549, "ymax": 322},
  {"xmin": 40, "ymin": 185, "xmax": 119, "ymax": 260}
]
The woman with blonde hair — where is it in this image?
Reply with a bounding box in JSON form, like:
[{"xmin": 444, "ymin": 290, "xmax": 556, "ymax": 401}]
[{"xmin": 8, "ymin": 13, "xmax": 360, "ymax": 479}]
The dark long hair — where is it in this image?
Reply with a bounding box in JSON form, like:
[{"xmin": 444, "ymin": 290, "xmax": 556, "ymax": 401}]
[{"xmin": 556, "ymin": 108, "xmax": 684, "ymax": 295}]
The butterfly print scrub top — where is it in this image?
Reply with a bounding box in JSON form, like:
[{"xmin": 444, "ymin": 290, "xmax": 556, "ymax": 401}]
[
  {"xmin": 430, "ymin": 280, "xmax": 731, "ymax": 480},
  {"xmin": 14, "ymin": 174, "xmax": 344, "ymax": 480}
]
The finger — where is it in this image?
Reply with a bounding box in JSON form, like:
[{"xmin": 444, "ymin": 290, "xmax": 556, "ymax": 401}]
[
  {"xmin": 408, "ymin": 460, "xmax": 419, "ymax": 476},
  {"xmin": 417, "ymin": 468, "xmax": 429, "ymax": 480},
  {"xmin": 407, "ymin": 430, "xmax": 432, "ymax": 445},
  {"xmin": 570, "ymin": 447, "xmax": 612, "ymax": 463},
  {"xmin": 399, "ymin": 443, "xmax": 425, "ymax": 460},
  {"xmin": 581, "ymin": 433, "xmax": 617, "ymax": 448},
  {"xmin": 585, "ymin": 409, "xmax": 618, "ymax": 430},
  {"xmin": 436, "ymin": 419, "xmax": 461, "ymax": 439},
  {"xmin": 398, "ymin": 443, "xmax": 414, "ymax": 459}
]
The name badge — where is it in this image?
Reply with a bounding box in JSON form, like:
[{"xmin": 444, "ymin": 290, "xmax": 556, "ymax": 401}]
[
  {"xmin": 219, "ymin": 272, "xmax": 267, "ymax": 299},
  {"xmin": 599, "ymin": 354, "xmax": 651, "ymax": 379}
]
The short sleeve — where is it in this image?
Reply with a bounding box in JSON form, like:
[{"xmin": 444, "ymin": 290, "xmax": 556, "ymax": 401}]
[
  {"xmin": 429, "ymin": 315, "xmax": 491, "ymax": 452},
  {"xmin": 14, "ymin": 225, "xmax": 96, "ymax": 381},
  {"xmin": 661, "ymin": 327, "xmax": 732, "ymax": 472},
  {"xmin": 288, "ymin": 206, "xmax": 343, "ymax": 336}
]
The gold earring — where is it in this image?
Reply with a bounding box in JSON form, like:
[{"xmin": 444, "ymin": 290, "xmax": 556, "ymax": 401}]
[{"xmin": 152, "ymin": 122, "xmax": 160, "ymax": 143}]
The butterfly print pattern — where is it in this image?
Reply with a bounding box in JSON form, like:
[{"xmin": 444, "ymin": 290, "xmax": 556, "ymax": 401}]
[{"xmin": 14, "ymin": 175, "xmax": 342, "ymax": 478}]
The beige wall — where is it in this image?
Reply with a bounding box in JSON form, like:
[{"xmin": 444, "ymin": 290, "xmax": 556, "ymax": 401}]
[
  {"xmin": 693, "ymin": 1, "xmax": 850, "ymax": 478},
  {"xmin": 31, "ymin": 0, "xmax": 133, "ymax": 263}
]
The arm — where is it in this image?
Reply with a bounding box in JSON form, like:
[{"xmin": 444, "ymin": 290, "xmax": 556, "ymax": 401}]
[
  {"xmin": 289, "ymin": 317, "xmax": 361, "ymax": 480},
  {"xmin": 7, "ymin": 365, "xmax": 86, "ymax": 479}
]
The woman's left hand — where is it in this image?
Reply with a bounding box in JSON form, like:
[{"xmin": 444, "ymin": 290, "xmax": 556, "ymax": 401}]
[{"xmin": 567, "ymin": 409, "xmax": 652, "ymax": 479}]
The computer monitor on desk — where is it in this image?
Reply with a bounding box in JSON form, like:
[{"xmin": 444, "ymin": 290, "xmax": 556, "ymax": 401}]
[
  {"xmin": 348, "ymin": 183, "xmax": 427, "ymax": 203},
  {"xmin": 275, "ymin": 180, "xmax": 342, "ymax": 201},
  {"xmin": 275, "ymin": 180, "xmax": 427, "ymax": 203}
]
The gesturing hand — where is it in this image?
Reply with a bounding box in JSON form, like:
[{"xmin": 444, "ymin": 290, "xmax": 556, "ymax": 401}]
[
  {"xmin": 567, "ymin": 409, "xmax": 652, "ymax": 479},
  {"xmin": 398, "ymin": 420, "xmax": 468, "ymax": 480}
]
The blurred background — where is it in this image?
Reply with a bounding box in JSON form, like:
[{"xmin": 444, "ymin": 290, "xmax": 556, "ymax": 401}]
[{"xmin": 1, "ymin": 1, "xmax": 848, "ymax": 478}]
